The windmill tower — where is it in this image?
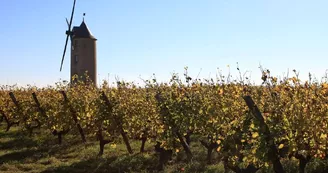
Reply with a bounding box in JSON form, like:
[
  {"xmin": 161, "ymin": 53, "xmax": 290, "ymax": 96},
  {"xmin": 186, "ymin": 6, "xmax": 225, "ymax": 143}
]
[
  {"xmin": 60, "ymin": 0, "xmax": 97, "ymax": 84},
  {"xmin": 71, "ymin": 17, "xmax": 97, "ymax": 83}
]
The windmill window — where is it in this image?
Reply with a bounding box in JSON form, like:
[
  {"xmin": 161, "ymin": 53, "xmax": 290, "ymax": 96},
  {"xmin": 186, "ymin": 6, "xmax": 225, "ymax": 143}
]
[
  {"xmin": 75, "ymin": 55, "xmax": 78, "ymax": 63},
  {"xmin": 74, "ymin": 40, "xmax": 78, "ymax": 51}
]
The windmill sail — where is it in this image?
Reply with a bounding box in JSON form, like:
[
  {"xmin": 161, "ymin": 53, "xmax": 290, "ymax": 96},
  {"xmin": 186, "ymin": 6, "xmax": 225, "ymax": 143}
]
[{"xmin": 60, "ymin": 0, "xmax": 77, "ymax": 71}]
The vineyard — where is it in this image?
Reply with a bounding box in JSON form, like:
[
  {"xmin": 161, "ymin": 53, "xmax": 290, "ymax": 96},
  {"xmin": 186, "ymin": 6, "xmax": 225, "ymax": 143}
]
[{"xmin": 0, "ymin": 69, "xmax": 328, "ymax": 173}]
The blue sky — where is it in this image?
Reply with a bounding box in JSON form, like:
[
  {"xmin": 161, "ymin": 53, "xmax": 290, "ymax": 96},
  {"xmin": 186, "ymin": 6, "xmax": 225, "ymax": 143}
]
[{"xmin": 1, "ymin": 0, "xmax": 328, "ymax": 86}]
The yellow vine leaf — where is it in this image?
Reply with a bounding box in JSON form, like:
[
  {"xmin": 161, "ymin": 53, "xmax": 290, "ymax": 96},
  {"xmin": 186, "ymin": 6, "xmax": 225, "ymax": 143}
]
[
  {"xmin": 218, "ymin": 89, "xmax": 224, "ymax": 95},
  {"xmin": 216, "ymin": 140, "xmax": 221, "ymax": 145},
  {"xmin": 264, "ymin": 162, "xmax": 269, "ymax": 167},
  {"xmin": 252, "ymin": 132, "xmax": 259, "ymax": 138},
  {"xmin": 252, "ymin": 148, "xmax": 257, "ymax": 154},
  {"xmin": 278, "ymin": 144, "xmax": 284, "ymax": 149},
  {"xmin": 322, "ymin": 83, "xmax": 328, "ymax": 89},
  {"xmin": 110, "ymin": 144, "xmax": 117, "ymax": 149}
]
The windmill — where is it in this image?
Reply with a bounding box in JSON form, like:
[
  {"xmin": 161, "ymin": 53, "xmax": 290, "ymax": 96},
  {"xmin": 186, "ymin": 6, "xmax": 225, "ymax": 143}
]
[
  {"xmin": 59, "ymin": 0, "xmax": 98, "ymax": 84},
  {"xmin": 60, "ymin": 0, "xmax": 76, "ymax": 72}
]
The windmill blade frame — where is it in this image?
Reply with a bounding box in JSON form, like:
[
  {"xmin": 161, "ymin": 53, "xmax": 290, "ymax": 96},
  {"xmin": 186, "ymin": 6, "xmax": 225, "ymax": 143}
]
[
  {"xmin": 66, "ymin": 18, "xmax": 70, "ymax": 27},
  {"xmin": 60, "ymin": 0, "xmax": 77, "ymax": 71}
]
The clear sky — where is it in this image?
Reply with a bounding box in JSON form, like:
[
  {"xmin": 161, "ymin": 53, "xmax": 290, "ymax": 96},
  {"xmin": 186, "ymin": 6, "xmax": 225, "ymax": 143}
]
[{"xmin": 1, "ymin": 0, "xmax": 327, "ymax": 87}]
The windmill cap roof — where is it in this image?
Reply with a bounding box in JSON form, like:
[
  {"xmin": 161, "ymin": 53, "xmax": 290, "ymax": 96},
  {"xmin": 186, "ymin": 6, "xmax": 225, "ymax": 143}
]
[{"xmin": 72, "ymin": 21, "xmax": 96, "ymax": 40}]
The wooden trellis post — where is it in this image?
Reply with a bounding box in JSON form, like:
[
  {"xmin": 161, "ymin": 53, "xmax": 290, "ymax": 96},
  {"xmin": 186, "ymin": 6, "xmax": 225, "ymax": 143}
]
[
  {"xmin": 243, "ymin": 96, "xmax": 285, "ymax": 173},
  {"xmin": 60, "ymin": 91, "xmax": 86, "ymax": 143}
]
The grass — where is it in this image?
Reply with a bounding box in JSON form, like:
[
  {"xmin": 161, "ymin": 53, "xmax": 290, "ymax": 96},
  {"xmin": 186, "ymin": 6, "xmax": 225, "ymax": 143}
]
[
  {"xmin": 0, "ymin": 125, "xmax": 226, "ymax": 173},
  {"xmin": 0, "ymin": 125, "xmax": 327, "ymax": 173}
]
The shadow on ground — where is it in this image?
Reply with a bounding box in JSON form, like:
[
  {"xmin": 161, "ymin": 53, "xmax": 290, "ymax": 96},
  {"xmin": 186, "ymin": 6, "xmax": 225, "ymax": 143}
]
[
  {"xmin": 0, "ymin": 136, "xmax": 89, "ymax": 165},
  {"xmin": 40, "ymin": 153, "xmax": 159, "ymax": 173},
  {"xmin": 0, "ymin": 148, "xmax": 49, "ymax": 164},
  {"xmin": 0, "ymin": 135, "xmax": 38, "ymax": 150},
  {"xmin": 0, "ymin": 125, "xmax": 21, "ymax": 138}
]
